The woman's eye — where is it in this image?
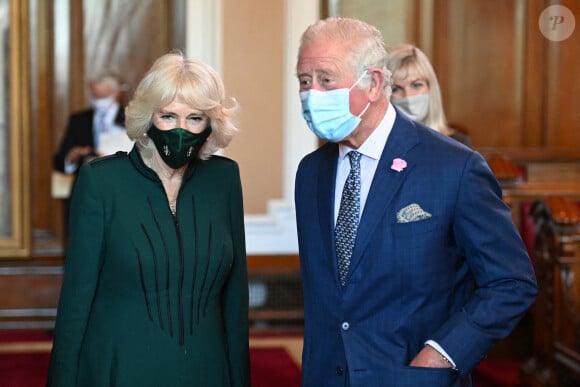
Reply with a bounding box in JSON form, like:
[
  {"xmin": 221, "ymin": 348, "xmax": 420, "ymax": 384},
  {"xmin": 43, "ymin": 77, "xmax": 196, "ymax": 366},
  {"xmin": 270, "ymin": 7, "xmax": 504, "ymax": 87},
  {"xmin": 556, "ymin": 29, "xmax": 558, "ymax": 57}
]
[
  {"xmin": 391, "ymin": 86, "xmax": 402, "ymax": 93},
  {"xmin": 189, "ymin": 115, "xmax": 205, "ymax": 122},
  {"xmin": 160, "ymin": 114, "xmax": 175, "ymax": 120},
  {"xmin": 412, "ymin": 81, "xmax": 426, "ymax": 89}
]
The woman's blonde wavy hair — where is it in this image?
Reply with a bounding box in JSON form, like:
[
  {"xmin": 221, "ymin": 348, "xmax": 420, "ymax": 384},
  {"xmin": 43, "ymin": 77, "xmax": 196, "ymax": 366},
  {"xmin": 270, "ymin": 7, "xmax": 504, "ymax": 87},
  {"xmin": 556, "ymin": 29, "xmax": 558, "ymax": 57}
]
[
  {"xmin": 125, "ymin": 50, "xmax": 239, "ymax": 161},
  {"xmin": 387, "ymin": 44, "xmax": 449, "ymax": 135}
]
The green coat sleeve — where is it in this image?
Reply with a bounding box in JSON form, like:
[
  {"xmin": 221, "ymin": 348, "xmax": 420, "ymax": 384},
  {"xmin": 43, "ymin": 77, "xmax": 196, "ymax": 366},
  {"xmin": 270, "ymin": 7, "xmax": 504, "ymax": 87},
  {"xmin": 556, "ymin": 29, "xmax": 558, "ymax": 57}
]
[{"xmin": 47, "ymin": 164, "xmax": 105, "ymax": 386}]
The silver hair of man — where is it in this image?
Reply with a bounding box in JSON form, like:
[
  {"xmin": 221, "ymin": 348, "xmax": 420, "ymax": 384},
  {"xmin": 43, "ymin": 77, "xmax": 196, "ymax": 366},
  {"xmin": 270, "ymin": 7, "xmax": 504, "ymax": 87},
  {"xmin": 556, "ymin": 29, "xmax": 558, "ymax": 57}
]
[{"xmin": 298, "ymin": 17, "xmax": 393, "ymax": 98}]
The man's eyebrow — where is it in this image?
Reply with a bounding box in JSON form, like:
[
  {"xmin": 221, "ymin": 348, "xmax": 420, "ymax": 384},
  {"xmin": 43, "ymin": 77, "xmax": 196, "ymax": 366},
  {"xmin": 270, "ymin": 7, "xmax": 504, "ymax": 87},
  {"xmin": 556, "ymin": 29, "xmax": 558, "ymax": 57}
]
[{"xmin": 298, "ymin": 69, "xmax": 334, "ymax": 77}]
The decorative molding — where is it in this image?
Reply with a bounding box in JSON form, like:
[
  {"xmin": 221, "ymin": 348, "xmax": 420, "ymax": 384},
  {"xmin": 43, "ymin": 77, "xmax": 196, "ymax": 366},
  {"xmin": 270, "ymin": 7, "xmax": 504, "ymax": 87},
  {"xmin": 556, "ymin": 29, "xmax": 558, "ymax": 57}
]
[
  {"xmin": 185, "ymin": 0, "xmax": 222, "ymax": 73},
  {"xmin": 0, "ymin": 266, "xmax": 63, "ymax": 276}
]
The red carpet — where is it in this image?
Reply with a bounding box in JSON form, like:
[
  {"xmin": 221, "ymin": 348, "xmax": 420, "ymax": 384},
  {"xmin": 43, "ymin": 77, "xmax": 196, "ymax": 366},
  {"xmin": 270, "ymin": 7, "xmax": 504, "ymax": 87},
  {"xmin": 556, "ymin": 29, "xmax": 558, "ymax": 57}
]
[
  {"xmin": 0, "ymin": 330, "xmax": 53, "ymax": 387},
  {"xmin": 250, "ymin": 347, "xmax": 301, "ymax": 387},
  {"xmin": 473, "ymin": 359, "xmax": 524, "ymax": 387},
  {"xmin": 0, "ymin": 330, "xmax": 301, "ymax": 387},
  {"xmin": 0, "ymin": 353, "xmax": 50, "ymax": 387},
  {"xmin": 0, "ymin": 330, "xmax": 522, "ymax": 387}
]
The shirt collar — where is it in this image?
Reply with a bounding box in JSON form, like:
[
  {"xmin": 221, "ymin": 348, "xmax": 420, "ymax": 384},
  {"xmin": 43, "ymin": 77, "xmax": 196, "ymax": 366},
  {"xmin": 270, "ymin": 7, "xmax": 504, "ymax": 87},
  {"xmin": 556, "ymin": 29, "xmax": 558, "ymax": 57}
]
[{"xmin": 339, "ymin": 102, "xmax": 396, "ymax": 161}]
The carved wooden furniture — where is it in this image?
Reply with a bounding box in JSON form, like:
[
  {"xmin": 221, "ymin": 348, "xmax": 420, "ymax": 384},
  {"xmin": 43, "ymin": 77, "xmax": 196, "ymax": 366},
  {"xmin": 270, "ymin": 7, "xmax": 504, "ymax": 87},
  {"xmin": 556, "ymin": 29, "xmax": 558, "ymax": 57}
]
[
  {"xmin": 485, "ymin": 153, "xmax": 580, "ymax": 232},
  {"xmin": 487, "ymin": 153, "xmax": 522, "ymax": 183},
  {"xmin": 520, "ymin": 196, "xmax": 580, "ymax": 386}
]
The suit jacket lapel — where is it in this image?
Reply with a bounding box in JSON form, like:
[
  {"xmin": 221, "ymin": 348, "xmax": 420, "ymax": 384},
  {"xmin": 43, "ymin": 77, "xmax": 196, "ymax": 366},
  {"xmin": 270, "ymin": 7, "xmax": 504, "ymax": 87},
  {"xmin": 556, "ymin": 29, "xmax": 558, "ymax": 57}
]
[
  {"xmin": 114, "ymin": 106, "xmax": 125, "ymax": 126},
  {"xmin": 348, "ymin": 115, "xmax": 419, "ymax": 276},
  {"xmin": 316, "ymin": 144, "xmax": 342, "ymax": 287}
]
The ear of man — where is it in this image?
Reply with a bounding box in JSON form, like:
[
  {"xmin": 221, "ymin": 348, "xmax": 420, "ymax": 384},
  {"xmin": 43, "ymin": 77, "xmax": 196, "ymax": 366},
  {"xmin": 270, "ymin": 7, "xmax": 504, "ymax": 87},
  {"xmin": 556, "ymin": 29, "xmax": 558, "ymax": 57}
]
[{"xmin": 367, "ymin": 68, "xmax": 386, "ymax": 102}]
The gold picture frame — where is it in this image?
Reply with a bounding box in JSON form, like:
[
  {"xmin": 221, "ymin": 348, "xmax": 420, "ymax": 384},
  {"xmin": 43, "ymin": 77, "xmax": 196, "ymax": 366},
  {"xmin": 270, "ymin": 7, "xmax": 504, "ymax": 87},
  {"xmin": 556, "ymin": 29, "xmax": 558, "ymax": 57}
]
[{"xmin": 0, "ymin": 0, "xmax": 30, "ymax": 258}]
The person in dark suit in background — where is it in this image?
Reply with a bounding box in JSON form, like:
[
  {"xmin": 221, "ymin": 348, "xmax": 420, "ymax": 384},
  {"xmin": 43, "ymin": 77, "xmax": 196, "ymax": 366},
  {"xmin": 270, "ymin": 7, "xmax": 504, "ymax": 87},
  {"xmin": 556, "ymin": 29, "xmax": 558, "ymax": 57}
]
[
  {"xmin": 53, "ymin": 74, "xmax": 127, "ymax": 174},
  {"xmin": 294, "ymin": 17, "xmax": 537, "ymax": 387}
]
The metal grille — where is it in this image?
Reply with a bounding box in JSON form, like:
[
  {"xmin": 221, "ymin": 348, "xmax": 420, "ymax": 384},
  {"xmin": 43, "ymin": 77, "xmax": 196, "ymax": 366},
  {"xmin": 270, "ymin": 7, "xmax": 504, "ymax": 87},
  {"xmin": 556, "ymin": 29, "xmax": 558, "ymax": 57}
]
[{"xmin": 248, "ymin": 273, "xmax": 304, "ymax": 330}]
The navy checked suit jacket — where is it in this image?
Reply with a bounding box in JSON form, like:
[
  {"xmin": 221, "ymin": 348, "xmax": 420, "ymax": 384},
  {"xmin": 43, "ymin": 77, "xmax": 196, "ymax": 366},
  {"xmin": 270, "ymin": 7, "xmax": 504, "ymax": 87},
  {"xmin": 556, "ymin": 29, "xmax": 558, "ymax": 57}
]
[{"xmin": 294, "ymin": 110, "xmax": 538, "ymax": 387}]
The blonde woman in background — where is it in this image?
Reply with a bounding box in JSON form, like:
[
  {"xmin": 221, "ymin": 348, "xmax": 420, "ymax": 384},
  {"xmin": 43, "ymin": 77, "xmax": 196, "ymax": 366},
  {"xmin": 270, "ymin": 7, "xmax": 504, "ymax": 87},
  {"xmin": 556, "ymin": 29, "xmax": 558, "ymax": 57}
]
[{"xmin": 388, "ymin": 43, "xmax": 471, "ymax": 146}]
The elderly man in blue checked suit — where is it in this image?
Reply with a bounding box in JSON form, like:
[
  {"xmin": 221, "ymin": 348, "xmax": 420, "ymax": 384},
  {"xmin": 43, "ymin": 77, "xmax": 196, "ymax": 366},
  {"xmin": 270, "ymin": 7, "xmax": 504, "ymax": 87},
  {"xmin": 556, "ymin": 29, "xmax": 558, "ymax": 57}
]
[{"xmin": 294, "ymin": 17, "xmax": 537, "ymax": 387}]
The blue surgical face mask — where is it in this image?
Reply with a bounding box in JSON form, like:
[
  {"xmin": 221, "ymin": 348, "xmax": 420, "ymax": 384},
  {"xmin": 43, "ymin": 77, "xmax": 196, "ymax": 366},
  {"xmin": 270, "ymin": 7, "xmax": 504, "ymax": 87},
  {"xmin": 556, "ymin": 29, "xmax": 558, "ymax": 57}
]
[{"xmin": 300, "ymin": 72, "xmax": 371, "ymax": 142}]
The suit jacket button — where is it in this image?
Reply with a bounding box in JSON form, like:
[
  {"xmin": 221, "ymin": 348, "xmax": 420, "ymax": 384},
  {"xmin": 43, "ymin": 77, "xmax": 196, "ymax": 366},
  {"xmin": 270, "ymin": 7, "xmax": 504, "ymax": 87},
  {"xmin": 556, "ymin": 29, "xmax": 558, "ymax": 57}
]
[
  {"xmin": 341, "ymin": 322, "xmax": 350, "ymax": 330},
  {"xmin": 336, "ymin": 367, "xmax": 344, "ymax": 375}
]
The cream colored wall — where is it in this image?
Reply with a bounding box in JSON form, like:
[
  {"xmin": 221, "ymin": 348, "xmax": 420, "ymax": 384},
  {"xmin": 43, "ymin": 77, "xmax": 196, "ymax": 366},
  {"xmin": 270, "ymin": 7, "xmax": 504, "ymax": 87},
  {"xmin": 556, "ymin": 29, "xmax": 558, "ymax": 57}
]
[
  {"xmin": 185, "ymin": 0, "xmax": 319, "ymax": 254},
  {"xmin": 221, "ymin": 0, "xmax": 284, "ymax": 214}
]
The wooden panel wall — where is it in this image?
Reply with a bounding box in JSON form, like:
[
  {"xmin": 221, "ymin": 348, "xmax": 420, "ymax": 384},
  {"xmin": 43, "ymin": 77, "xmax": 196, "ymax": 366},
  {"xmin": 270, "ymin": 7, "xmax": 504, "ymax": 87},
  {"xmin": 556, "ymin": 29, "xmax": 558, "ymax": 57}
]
[
  {"xmin": 434, "ymin": 0, "xmax": 529, "ymax": 147},
  {"xmin": 544, "ymin": 0, "xmax": 580, "ymax": 149},
  {"xmin": 432, "ymin": 0, "xmax": 580, "ymax": 151}
]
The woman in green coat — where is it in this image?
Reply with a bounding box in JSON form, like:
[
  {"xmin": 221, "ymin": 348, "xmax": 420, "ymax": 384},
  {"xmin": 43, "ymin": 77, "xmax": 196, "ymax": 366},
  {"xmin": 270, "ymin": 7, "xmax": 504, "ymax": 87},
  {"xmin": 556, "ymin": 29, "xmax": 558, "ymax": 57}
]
[{"xmin": 47, "ymin": 51, "xmax": 250, "ymax": 386}]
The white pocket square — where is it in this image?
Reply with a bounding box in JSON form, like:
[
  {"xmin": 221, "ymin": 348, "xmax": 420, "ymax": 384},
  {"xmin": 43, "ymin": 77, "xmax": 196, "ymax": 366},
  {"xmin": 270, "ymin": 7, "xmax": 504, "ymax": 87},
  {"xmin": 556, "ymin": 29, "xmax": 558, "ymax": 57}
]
[{"xmin": 396, "ymin": 203, "xmax": 432, "ymax": 223}]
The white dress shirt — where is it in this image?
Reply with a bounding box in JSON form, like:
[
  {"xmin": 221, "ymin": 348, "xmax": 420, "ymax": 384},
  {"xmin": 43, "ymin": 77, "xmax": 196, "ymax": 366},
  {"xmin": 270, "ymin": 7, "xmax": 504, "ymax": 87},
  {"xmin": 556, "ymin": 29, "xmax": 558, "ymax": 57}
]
[{"xmin": 334, "ymin": 103, "xmax": 396, "ymax": 225}]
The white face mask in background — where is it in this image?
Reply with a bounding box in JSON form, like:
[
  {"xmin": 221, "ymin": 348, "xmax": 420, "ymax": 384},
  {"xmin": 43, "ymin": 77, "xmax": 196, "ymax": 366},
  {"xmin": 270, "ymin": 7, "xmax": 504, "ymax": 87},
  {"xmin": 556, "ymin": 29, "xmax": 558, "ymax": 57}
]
[
  {"xmin": 91, "ymin": 95, "xmax": 116, "ymax": 112},
  {"xmin": 391, "ymin": 93, "xmax": 429, "ymax": 122}
]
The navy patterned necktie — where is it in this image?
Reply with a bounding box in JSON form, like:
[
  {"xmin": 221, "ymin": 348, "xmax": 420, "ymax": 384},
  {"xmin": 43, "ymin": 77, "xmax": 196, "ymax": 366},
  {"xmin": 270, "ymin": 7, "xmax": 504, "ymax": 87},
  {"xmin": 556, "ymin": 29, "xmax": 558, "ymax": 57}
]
[{"xmin": 335, "ymin": 150, "xmax": 362, "ymax": 286}]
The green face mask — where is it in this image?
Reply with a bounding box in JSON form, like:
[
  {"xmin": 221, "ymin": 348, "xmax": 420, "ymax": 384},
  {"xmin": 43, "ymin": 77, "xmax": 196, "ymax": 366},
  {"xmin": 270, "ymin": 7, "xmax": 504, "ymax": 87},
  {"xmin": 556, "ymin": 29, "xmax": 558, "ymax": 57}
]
[{"xmin": 147, "ymin": 124, "xmax": 212, "ymax": 169}]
